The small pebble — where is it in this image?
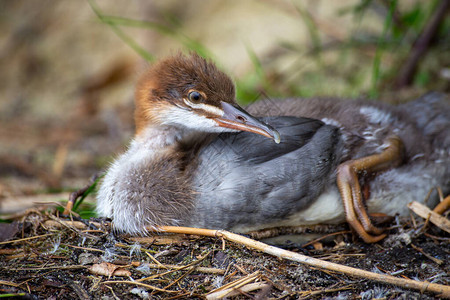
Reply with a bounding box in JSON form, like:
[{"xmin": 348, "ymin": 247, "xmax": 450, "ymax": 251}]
[
  {"xmin": 131, "ymin": 287, "xmax": 150, "ymax": 299},
  {"xmin": 78, "ymin": 253, "xmax": 98, "ymax": 265}
]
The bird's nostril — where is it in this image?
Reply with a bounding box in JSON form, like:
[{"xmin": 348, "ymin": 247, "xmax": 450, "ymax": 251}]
[{"xmin": 236, "ymin": 115, "xmax": 246, "ymax": 123}]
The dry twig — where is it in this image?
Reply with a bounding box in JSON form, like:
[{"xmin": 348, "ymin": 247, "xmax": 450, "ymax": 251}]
[
  {"xmin": 131, "ymin": 262, "xmax": 225, "ymax": 275},
  {"xmin": 0, "ymin": 233, "xmax": 54, "ymax": 246},
  {"xmin": 395, "ymin": 0, "xmax": 450, "ymax": 88},
  {"xmin": 206, "ymin": 271, "xmax": 261, "ymax": 299},
  {"xmin": 208, "ymin": 282, "xmax": 271, "ymax": 299},
  {"xmin": 408, "ymin": 201, "xmax": 450, "ymax": 233},
  {"xmin": 410, "ymin": 244, "xmax": 443, "ymax": 265},
  {"xmin": 102, "ymin": 280, "xmax": 178, "ymax": 294},
  {"xmin": 151, "ymin": 226, "xmax": 450, "ymax": 298}
]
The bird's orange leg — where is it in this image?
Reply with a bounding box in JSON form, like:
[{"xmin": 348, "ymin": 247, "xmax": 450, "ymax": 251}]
[
  {"xmin": 433, "ymin": 195, "xmax": 450, "ymax": 215},
  {"xmin": 337, "ymin": 136, "xmax": 404, "ymax": 243}
]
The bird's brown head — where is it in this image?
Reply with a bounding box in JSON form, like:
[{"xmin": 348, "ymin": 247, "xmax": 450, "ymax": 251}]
[{"xmin": 135, "ymin": 53, "xmax": 280, "ymax": 143}]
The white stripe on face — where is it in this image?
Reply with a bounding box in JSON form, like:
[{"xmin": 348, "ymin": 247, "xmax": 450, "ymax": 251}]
[
  {"xmin": 161, "ymin": 106, "xmax": 237, "ymax": 133},
  {"xmin": 183, "ymin": 99, "xmax": 224, "ymax": 116}
]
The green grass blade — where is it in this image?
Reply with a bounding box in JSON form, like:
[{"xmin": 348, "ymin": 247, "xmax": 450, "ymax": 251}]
[
  {"xmin": 370, "ymin": 0, "xmax": 397, "ymax": 98},
  {"xmin": 88, "ymin": 0, "xmax": 155, "ymax": 62},
  {"xmin": 72, "ymin": 175, "xmax": 103, "ymax": 212},
  {"xmin": 88, "ymin": 1, "xmax": 213, "ymax": 61},
  {"xmin": 292, "ymin": 0, "xmax": 322, "ymax": 54}
]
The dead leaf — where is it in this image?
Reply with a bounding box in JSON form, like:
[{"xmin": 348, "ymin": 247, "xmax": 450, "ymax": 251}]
[
  {"xmin": 312, "ymin": 242, "xmax": 323, "ymax": 251},
  {"xmin": 88, "ymin": 262, "xmax": 131, "ymax": 277},
  {"xmin": 0, "ymin": 222, "xmax": 19, "ymax": 242}
]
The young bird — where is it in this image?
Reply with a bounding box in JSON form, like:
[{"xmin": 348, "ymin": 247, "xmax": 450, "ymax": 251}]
[{"xmin": 97, "ymin": 53, "xmax": 449, "ymax": 243}]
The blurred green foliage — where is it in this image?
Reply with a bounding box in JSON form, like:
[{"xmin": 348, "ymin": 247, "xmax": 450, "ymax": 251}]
[{"xmin": 89, "ymin": 0, "xmax": 448, "ymax": 105}]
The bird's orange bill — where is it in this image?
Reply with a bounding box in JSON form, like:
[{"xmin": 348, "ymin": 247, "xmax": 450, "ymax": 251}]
[{"xmin": 214, "ymin": 102, "xmax": 281, "ymax": 143}]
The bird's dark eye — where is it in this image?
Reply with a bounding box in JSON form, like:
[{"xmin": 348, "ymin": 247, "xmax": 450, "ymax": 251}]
[{"xmin": 188, "ymin": 91, "xmax": 202, "ymax": 102}]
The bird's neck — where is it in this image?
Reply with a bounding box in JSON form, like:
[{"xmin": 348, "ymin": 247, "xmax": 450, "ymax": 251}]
[
  {"xmin": 134, "ymin": 125, "xmax": 186, "ymax": 150},
  {"xmin": 117, "ymin": 125, "xmax": 186, "ymax": 168}
]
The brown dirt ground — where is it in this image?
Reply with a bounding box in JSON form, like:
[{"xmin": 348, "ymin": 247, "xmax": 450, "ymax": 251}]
[{"xmin": 0, "ymin": 209, "xmax": 448, "ymax": 299}]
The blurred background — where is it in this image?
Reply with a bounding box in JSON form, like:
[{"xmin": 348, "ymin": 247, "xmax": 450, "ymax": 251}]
[{"xmin": 0, "ymin": 0, "xmax": 448, "ymax": 216}]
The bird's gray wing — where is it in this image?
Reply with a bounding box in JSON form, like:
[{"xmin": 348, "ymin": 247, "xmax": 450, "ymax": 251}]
[
  {"xmin": 218, "ymin": 116, "xmax": 326, "ymax": 164},
  {"xmin": 190, "ymin": 116, "xmax": 343, "ymax": 230}
]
